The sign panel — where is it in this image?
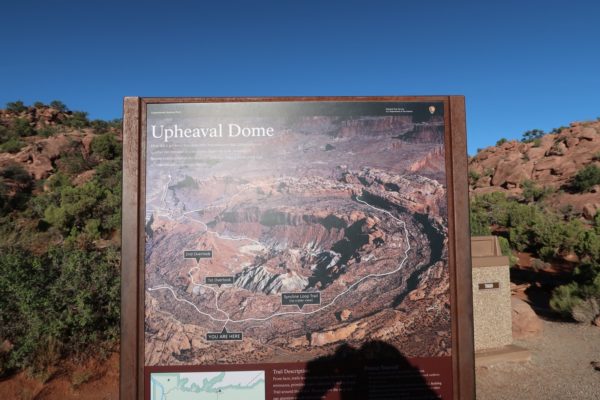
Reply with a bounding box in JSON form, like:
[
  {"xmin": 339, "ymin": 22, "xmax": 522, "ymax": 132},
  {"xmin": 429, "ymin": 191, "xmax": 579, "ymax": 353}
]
[{"xmin": 122, "ymin": 97, "xmax": 474, "ymax": 400}]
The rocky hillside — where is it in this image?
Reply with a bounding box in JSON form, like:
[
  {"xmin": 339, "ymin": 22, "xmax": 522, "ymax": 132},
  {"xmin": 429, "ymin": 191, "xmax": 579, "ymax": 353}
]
[
  {"xmin": 468, "ymin": 118, "xmax": 600, "ymax": 328},
  {"xmin": 469, "ymin": 119, "xmax": 600, "ymax": 219},
  {"xmin": 0, "ymin": 102, "xmax": 121, "ymax": 181},
  {"xmin": 0, "ymin": 101, "xmax": 122, "ymax": 383}
]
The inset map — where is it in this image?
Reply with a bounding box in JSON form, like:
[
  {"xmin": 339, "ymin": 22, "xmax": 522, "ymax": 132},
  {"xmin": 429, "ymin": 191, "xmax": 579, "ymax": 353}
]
[{"xmin": 150, "ymin": 371, "xmax": 265, "ymax": 400}]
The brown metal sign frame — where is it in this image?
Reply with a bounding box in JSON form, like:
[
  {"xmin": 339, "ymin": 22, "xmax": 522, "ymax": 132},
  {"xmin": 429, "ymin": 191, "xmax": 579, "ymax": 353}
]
[{"xmin": 121, "ymin": 96, "xmax": 474, "ymax": 400}]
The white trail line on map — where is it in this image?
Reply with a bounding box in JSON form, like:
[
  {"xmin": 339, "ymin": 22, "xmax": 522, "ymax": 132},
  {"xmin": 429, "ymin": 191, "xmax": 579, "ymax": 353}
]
[{"xmin": 147, "ymin": 176, "xmax": 413, "ymax": 328}]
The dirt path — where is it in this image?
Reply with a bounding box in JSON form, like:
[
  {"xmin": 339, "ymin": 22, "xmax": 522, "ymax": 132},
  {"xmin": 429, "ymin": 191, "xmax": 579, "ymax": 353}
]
[{"xmin": 476, "ymin": 319, "xmax": 600, "ymax": 400}]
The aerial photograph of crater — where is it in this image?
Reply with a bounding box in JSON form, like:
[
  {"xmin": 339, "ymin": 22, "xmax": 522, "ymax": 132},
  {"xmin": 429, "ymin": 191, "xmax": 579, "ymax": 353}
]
[{"xmin": 143, "ymin": 101, "xmax": 451, "ymax": 367}]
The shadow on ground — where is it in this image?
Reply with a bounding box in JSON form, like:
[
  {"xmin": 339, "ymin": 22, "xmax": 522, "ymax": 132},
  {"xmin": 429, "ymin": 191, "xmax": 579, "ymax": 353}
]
[{"xmin": 510, "ymin": 266, "xmax": 574, "ymax": 321}]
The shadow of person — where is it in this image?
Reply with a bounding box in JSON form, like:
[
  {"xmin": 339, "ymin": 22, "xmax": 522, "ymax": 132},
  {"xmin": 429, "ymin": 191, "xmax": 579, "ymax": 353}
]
[{"xmin": 296, "ymin": 341, "xmax": 440, "ymax": 400}]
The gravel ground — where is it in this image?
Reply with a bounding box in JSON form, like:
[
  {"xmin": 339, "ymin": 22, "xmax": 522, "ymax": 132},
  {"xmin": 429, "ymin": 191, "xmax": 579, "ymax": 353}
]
[{"xmin": 476, "ymin": 319, "xmax": 600, "ymax": 400}]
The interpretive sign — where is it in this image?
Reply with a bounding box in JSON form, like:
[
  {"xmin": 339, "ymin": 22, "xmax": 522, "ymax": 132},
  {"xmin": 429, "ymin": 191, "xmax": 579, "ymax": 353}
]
[{"xmin": 122, "ymin": 97, "xmax": 474, "ymax": 400}]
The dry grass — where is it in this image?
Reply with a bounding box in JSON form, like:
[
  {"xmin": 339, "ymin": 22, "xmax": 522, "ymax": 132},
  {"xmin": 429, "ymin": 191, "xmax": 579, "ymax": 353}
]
[{"xmin": 70, "ymin": 370, "xmax": 93, "ymax": 389}]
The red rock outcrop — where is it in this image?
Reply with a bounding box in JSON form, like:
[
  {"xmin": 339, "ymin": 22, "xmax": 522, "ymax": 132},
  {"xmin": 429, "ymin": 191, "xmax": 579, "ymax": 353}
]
[
  {"xmin": 0, "ymin": 105, "xmax": 71, "ymax": 128},
  {"xmin": 0, "ymin": 134, "xmax": 87, "ymax": 180},
  {"xmin": 469, "ymin": 120, "xmax": 600, "ymax": 215},
  {"xmin": 511, "ymin": 297, "xmax": 543, "ymax": 339},
  {"xmin": 470, "ymin": 121, "xmax": 600, "ymax": 191}
]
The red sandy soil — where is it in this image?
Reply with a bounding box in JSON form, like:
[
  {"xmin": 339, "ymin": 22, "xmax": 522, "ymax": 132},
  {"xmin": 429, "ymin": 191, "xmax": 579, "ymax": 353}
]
[{"xmin": 0, "ymin": 353, "xmax": 118, "ymax": 400}]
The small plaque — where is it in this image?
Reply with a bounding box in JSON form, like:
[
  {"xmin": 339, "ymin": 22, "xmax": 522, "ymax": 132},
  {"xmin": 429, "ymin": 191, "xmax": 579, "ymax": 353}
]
[
  {"xmin": 206, "ymin": 328, "xmax": 243, "ymax": 341},
  {"xmin": 205, "ymin": 276, "xmax": 234, "ymax": 286},
  {"xmin": 478, "ymin": 282, "xmax": 500, "ymax": 290},
  {"xmin": 281, "ymin": 292, "xmax": 321, "ymax": 309},
  {"xmin": 184, "ymin": 250, "xmax": 213, "ymax": 262}
]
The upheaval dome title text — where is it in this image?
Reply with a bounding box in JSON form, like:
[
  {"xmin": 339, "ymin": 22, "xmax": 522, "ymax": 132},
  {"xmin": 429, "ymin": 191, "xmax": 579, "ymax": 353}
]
[{"xmin": 151, "ymin": 124, "xmax": 275, "ymax": 142}]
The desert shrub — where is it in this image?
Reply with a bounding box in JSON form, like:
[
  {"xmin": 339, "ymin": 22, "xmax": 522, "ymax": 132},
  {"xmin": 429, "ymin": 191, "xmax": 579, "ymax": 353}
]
[
  {"xmin": 468, "ymin": 169, "xmax": 480, "ymax": 184},
  {"xmin": 0, "ymin": 165, "xmax": 32, "ymax": 215},
  {"xmin": 498, "ymin": 236, "xmax": 517, "ymax": 266},
  {"xmin": 107, "ymin": 118, "xmax": 122, "ymax": 130},
  {"xmin": 469, "ymin": 207, "xmax": 491, "ymax": 236},
  {"xmin": 522, "ymin": 129, "xmax": 545, "ymax": 143},
  {"xmin": 1, "ymin": 164, "xmax": 31, "ymax": 185},
  {"xmin": 63, "ymin": 111, "xmax": 89, "ymax": 129},
  {"xmin": 496, "ymin": 138, "xmax": 508, "ymax": 146},
  {"xmin": 42, "ymin": 169, "xmax": 121, "ymax": 239},
  {"xmin": 91, "ymin": 133, "xmax": 121, "ymax": 160},
  {"xmin": 59, "ymin": 153, "xmax": 91, "ymax": 175},
  {"xmin": 550, "ymin": 283, "xmax": 582, "ymax": 318},
  {"xmin": 521, "ymin": 180, "xmax": 553, "ymax": 203},
  {"xmin": 49, "ymin": 100, "xmax": 67, "ymax": 112},
  {"xmin": 530, "ymin": 215, "xmax": 562, "ymax": 258},
  {"xmin": 559, "ymin": 204, "xmax": 575, "ymax": 220},
  {"xmin": 32, "ymin": 102, "xmax": 45, "ymax": 108},
  {"xmin": 532, "ymin": 138, "xmax": 542, "ymax": 147},
  {"xmin": 37, "ymin": 126, "xmax": 57, "ymax": 138},
  {"xmin": 538, "ymin": 247, "xmax": 556, "ymax": 262},
  {"xmin": 571, "ymin": 297, "xmax": 600, "ymax": 324},
  {"xmin": 575, "ymin": 230, "xmax": 600, "ymax": 263},
  {"xmin": 12, "ymin": 118, "xmax": 34, "ymax": 137},
  {"xmin": 550, "ymin": 126, "xmax": 568, "ymax": 135},
  {"xmin": 531, "ymin": 258, "xmax": 547, "ymax": 272},
  {"xmin": 561, "ymin": 219, "xmax": 587, "ymax": 255},
  {"xmin": 6, "ymin": 101, "xmax": 27, "ymax": 113},
  {"xmin": 84, "ymin": 219, "xmax": 102, "ymax": 240},
  {"xmin": 0, "ymin": 181, "xmax": 8, "ymax": 217},
  {"xmin": 48, "ymin": 172, "xmax": 71, "ymax": 191},
  {"xmin": 571, "ymin": 164, "xmax": 600, "ymax": 192},
  {"xmin": 550, "ymin": 261, "xmax": 600, "ymax": 320},
  {"xmin": 0, "ymin": 137, "xmax": 25, "ymax": 153},
  {"xmin": 469, "ymin": 190, "xmax": 592, "ymax": 260},
  {"xmin": 44, "ymin": 182, "xmax": 103, "ymax": 236},
  {"xmin": 0, "ymin": 245, "xmax": 120, "ymax": 375},
  {"xmin": 94, "ymin": 159, "xmax": 121, "ymax": 187},
  {"xmin": 470, "ymin": 191, "xmax": 511, "ymax": 227},
  {"xmin": 90, "ymin": 119, "xmax": 110, "ymax": 133},
  {"xmin": 0, "ymin": 125, "xmax": 10, "ymax": 141}
]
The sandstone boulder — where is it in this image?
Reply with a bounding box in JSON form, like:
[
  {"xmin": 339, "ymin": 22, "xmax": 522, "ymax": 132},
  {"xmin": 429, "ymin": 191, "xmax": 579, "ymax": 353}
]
[
  {"xmin": 526, "ymin": 146, "xmax": 546, "ymax": 160},
  {"xmin": 511, "ymin": 297, "xmax": 543, "ymax": 339},
  {"xmin": 582, "ymin": 203, "xmax": 600, "ymax": 220},
  {"xmin": 491, "ymin": 159, "xmax": 531, "ymax": 187},
  {"xmin": 580, "ymin": 127, "xmax": 597, "ymax": 141},
  {"xmin": 546, "ymin": 141, "xmax": 567, "ymax": 156},
  {"xmin": 565, "ymin": 136, "xmax": 579, "ymax": 148}
]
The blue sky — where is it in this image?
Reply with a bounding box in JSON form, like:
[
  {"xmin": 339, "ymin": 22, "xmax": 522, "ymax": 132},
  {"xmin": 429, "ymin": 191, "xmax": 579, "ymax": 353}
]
[{"xmin": 1, "ymin": 0, "xmax": 598, "ymax": 154}]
